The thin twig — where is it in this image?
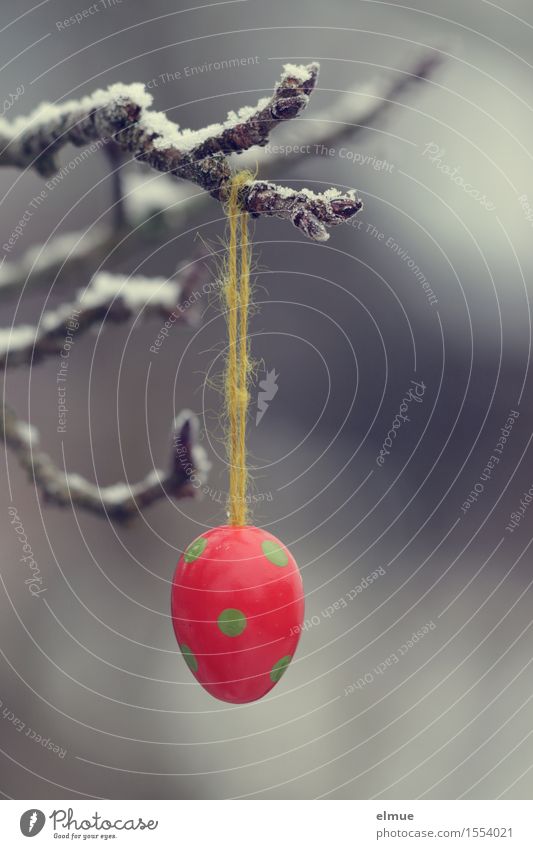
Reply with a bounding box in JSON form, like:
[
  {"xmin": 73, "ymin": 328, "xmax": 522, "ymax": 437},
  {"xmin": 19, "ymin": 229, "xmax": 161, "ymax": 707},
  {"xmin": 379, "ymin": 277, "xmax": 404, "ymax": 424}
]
[
  {"xmin": 0, "ymin": 52, "xmax": 441, "ymax": 302},
  {"xmin": 1, "ymin": 405, "xmax": 209, "ymax": 521},
  {"xmin": 0, "ymin": 54, "xmax": 441, "ymax": 520},
  {"xmin": 240, "ymin": 52, "xmax": 444, "ymax": 175},
  {"xmin": 0, "ymin": 64, "xmax": 361, "ymax": 240},
  {"xmin": 0, "ymin": 262, "xmax": 205, "ymax": 369}
]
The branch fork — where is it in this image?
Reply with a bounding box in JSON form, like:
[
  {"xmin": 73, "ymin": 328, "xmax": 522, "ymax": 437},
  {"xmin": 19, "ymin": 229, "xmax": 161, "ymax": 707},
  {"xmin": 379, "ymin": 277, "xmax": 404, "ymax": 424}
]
[
  {"xmin": 0, "ymin": 63, "xmax": 362, "ymax": 240},
  {"xmin": 0, "ymin": 54, "xmax": 441, "ymax": 519}
]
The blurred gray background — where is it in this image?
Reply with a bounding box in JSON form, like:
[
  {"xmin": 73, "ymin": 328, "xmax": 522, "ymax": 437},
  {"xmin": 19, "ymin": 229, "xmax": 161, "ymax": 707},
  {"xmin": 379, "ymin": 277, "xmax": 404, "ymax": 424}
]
[{"xmin": 1, "ymin": 0, "xmax": 533, "ymax": 800}]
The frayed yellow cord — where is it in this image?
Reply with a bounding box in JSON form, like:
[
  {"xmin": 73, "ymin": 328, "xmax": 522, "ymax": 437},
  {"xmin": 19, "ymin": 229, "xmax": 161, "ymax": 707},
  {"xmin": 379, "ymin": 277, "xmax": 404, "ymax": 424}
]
[{"xmin": 224, "ymin": 171, "xmax": 253, "ymax": 525}]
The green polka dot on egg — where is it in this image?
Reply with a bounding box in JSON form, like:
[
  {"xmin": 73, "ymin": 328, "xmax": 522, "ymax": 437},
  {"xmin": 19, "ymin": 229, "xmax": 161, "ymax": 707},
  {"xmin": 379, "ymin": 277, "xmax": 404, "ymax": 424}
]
[
  {"xmin": 271, "ymin": 655, "xmax": 292, "ymax": 683},
  {"xmin": 262, "ymin": 539, "xmax": 289, "ymax": 567},
  {"xmin": 218, "ymin": 608, "xmax": 247, "ymax": 637},
  {"xmin": 184, "ymin": 536, "xmax": 207, "ymax": 564},
  {"xmin": 180, "ymin": 644, "xmax": 198, "ymax": 673}
]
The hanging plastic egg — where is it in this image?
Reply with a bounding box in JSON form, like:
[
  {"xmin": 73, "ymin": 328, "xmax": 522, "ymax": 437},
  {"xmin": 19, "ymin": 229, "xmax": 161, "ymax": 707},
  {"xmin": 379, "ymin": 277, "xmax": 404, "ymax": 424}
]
[{"xmin": 171, "ymin": 525, "xmax": 304, "ymax": 703}]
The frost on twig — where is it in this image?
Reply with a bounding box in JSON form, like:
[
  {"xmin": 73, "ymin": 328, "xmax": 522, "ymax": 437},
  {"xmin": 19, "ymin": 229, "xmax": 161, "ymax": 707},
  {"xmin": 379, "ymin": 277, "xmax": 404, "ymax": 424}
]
[
  {"xmin": 0, "ymin": 52, "xmax": 442, "ymax": 299},
  {"xmin": 0, "ymin": 262, "xmax": 205, "ymax": 369},
  {"xmin": 0, "ymin": 261, "xmax": 209, "ymax": 519},
  {"xmin": 244, "ymin": 182, "xmax": 361, "ymax": 241},
  {"xmin": 0, "ymin": 63, "xmax": 361, "ymax": 240},
  {"xmin": 1, "ymin": 405, "xmax": 209, "ymax": 521},
  {"xmin": 239, "ymin": 52, "xmax": 444, "ymax": 175},
  {"xmin": 0, "ymin": 65, "xmax": 318, "ymax": 173},
  {"xmin": 0, "ymin": 54, "xmax": 441, "ymax": 519}
]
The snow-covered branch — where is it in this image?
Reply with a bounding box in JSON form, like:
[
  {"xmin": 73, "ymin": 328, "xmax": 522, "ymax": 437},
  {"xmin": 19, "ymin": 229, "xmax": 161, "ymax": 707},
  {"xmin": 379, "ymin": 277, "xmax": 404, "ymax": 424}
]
[
  {"xmin": 0, "ymin": 63, "xmax": 361, "ymax": 240},
  {"xmin": 0, "ymin": 261, "xmax": 205, "ymax": 369},
  {"xmin": 0, "ymin": 52, "xmax": 441, "ymax": 301},
  {"xmin": 240, "ymin": 52, "xmax": 444, "ymax": 175},
  {"xmin": 0, "ymin": 64, "xmax": 319, "ymax": 175},
  {"xmin": 1, "ymin": 405, "xmax": 209, "ymax": 521},
  {"xmin": 0, "ymin": 53, "xmax": 440, "ymax": 520}
]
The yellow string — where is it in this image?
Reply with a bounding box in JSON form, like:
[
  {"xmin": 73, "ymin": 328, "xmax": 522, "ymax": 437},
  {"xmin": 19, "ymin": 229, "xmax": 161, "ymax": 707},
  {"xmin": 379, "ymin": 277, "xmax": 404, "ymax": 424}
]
[{"xmin": 224, "ymin": 171, "xmax": 253, "ymax": 525}]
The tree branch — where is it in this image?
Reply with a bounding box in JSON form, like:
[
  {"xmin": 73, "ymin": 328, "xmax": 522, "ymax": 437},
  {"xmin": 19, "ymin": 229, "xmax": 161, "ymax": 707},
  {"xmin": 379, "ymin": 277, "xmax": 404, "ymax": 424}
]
[
  {"xmin": 0, "ymin": 64, "xmax": 361, "ymax": 240},
  {"xmin": 240, "ymin": 51, "xmax": 444, "ymax": 175},
  {"xmin": 0, "ymin": 261, "xmax": 205, "ymax": 369},
  {"xmin": 1, "ymin": 405, "xmax": 209, "ymax": 521},
  {"xmin": 0, "ymin": 52, "xmax": 441, "ymax": 302},
  {"xmin": 0, "ymin": 54, "xmax": 441, "ymax": 520}
]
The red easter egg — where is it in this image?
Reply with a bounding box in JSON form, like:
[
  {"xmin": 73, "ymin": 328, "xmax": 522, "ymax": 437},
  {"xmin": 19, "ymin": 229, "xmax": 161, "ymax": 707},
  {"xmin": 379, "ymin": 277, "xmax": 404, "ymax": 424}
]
[{"xmin": 171, "ymin": 525, "xmax": 304, "ymax": 703}]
